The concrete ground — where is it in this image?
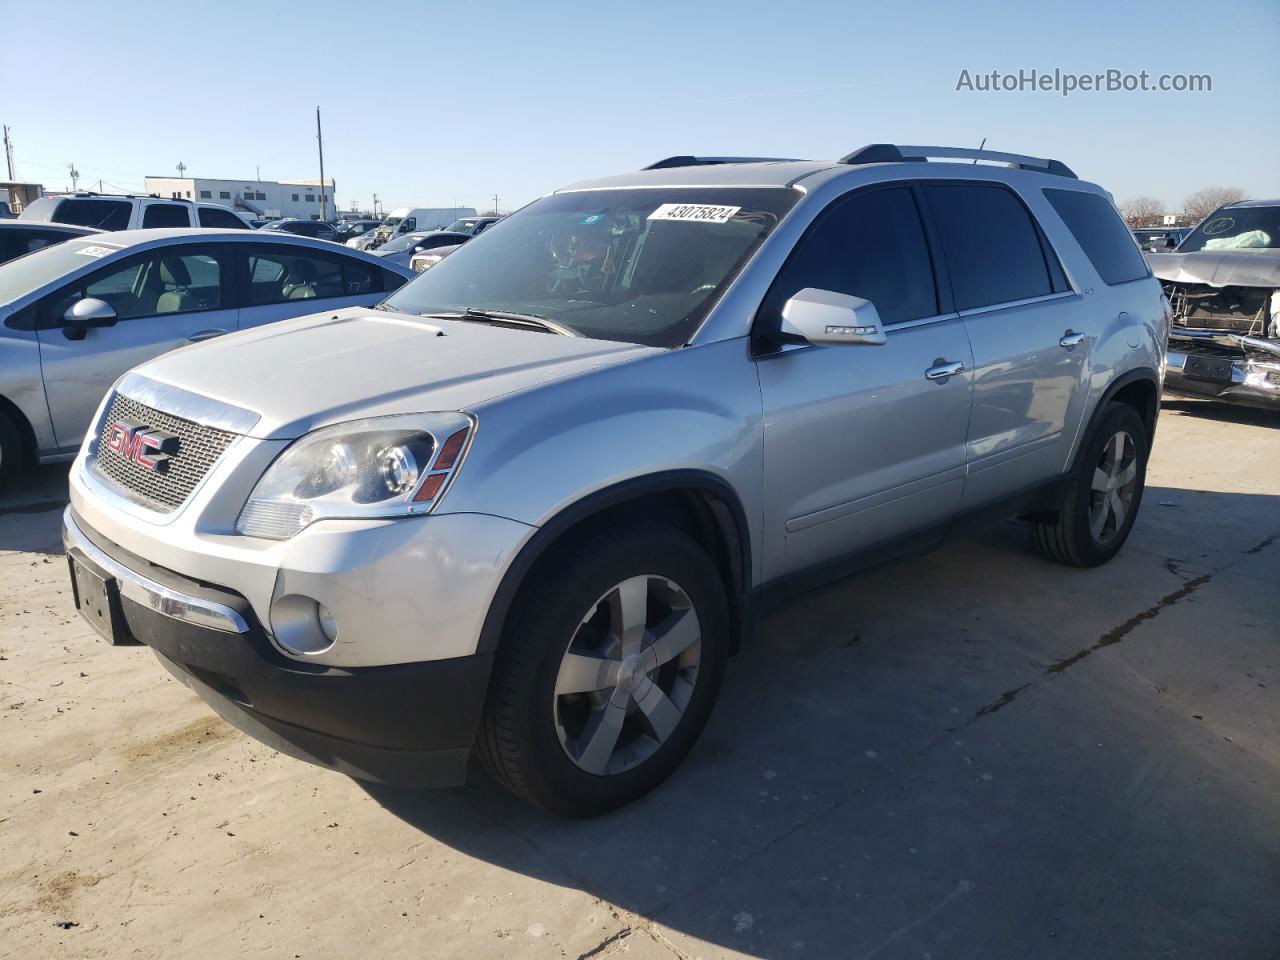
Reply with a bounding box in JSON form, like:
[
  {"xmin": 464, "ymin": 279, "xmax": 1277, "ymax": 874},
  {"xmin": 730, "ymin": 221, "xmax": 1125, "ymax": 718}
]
[{"xmin": 1, "ymin": 399, "xmax": 1277, "ymax": 960}]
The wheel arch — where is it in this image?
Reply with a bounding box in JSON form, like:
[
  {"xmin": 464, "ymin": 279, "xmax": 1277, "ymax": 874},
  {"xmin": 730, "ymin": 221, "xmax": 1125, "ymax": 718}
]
[
  {"xmin": 0, "ymin": 392, "xmax": 38, "ymax": 467},
  {"xmin": 1100, "ymin": 368, "xmax": 1161, "ymax": 442},
  {"xmin": 476, "ymin": 470, "xmax": 754, "ymax": 657}
]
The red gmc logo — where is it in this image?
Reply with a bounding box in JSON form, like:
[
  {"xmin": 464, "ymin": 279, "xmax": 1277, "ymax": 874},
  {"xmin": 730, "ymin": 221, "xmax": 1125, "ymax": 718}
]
[{"xmin": 105, "ymin": 419, "xmax": 179, "ymax": 473}]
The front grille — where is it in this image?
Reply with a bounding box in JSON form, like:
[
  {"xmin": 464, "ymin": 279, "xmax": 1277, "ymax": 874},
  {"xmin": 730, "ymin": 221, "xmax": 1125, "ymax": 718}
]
[{"xmin": 92, "ymin": 393, "xmax": 237, "ymax": 512}]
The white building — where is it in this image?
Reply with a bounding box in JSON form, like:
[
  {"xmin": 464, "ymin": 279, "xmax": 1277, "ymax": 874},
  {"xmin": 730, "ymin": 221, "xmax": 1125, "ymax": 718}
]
[{"xmin": 143, "ymin": 176, "xmax": 336, "ymax": 220}]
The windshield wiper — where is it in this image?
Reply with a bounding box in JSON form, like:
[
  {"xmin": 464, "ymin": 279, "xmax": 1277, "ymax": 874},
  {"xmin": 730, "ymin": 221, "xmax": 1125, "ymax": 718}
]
[{"xmin": 419, "ymin": 308, "xmax": 578, "ymax": 337}]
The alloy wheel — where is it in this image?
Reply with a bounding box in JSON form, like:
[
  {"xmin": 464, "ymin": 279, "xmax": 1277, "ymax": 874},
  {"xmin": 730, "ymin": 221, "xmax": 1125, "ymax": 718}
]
[
  {"xmin": 553, "ymin": 575, "xmax": 702, "ymax": 776},
  {"xmin": 1089, "ymin": 429, "xmax": 1139, "ymax": 545}
]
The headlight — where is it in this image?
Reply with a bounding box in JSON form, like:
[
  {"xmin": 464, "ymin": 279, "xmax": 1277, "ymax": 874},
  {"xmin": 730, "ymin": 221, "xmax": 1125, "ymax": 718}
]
[
  {"xmin": 414, "ymin": 254, "xmax": 443, "ymax": 273},
  {"xmin": 236, "ymin": 413, "xmax": 475, "ymax": 540}
]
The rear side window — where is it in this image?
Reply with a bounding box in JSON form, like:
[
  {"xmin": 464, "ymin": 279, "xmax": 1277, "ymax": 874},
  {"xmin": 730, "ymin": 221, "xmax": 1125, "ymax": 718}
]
[
  {"xmin": 924, "ymin": 184, "xmax": 1054, "ymax": 310},
  {"xmin": 199, "ymin": 207, "xmax": 247, "ymax": 229},
  {"xmin": 765, "ymin": 187, "xmax": 938, "ymax": 326},
  {"xmin": 1044, "ymin": 189, "xmax": 1150, "ymax": 285},
  {"xmin": 246, "ymin": 249, "xmax": 369, "ymax": 305},
  {"xmin": 142, "ymin": 204, "xmax": 191, "ymax": 229},
  {"xmin": 52, "ymin": 198, "xmax": 131, "ymax": 231}
]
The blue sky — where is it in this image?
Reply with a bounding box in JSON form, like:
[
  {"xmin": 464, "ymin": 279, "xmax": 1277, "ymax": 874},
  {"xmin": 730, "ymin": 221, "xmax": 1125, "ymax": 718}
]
[{"xmin": 4, "ymin": 0, "xmax": 1277, "ymax": 214}]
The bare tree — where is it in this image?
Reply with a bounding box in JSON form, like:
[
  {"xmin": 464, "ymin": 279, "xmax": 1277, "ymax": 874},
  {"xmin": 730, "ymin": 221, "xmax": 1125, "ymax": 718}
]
[
  {"xmin": 1183, "ymin": 187, "xmax": 1246, "ymax": 224},
  {"xmin": 1120, "ymin": 196, "xmax": 1165, "ymax": 228}
]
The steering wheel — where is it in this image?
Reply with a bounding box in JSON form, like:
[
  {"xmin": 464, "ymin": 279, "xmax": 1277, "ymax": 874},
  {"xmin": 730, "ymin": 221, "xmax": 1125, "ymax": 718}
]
[{"xmin": 688, "ymin": 283, "xmax": 718, "ymax": 296}]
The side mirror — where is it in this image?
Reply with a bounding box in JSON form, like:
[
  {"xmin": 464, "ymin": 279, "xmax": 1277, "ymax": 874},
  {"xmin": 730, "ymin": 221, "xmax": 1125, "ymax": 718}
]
[
  {"xmin": 776, "ymin": 288, "xmax": 886, "ymax": 346},
  {"xmin": 62, "ymin": 298, "xmax": 118, "ymax": 340}
]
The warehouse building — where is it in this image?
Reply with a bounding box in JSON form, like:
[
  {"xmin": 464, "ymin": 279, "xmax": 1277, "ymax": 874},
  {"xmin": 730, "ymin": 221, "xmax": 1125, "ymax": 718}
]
[{"xmin": 142, "ymin": 176, "xmax": 336, "ymax": 220}]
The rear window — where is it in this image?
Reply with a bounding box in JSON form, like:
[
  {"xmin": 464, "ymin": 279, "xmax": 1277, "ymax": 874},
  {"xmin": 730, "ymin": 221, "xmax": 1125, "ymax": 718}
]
[
  {"xmin": 142, "ymin": 204, "xmax": 190, "ymax": 229},
  {"xmin": 52, "ymin": 198, "xmax": 131, "ymax": 231},
  {"xmin": 1044, "ymin": 189, "xmax": 1149, "ymax": 285},
  {"xmin": 199, "ymin": 207, "xmax": 248, "ymax": 229},
  {"xmin": 924, "ymin": 184, "xmax": 1057, "ymax": 310}
]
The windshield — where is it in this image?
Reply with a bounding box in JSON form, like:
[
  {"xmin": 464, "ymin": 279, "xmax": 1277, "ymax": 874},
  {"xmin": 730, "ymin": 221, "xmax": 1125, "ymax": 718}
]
[
  {"xmin": 1179, "ymin": 205, "xmax": 1280, "ymax": 253},
  {"xmin": 445, "ymin": 219, "xmax": 478, "ymax": 234},
  {"xmin": 381, "ymin": 188, "xmax": 798, "ymax": 348},
  {"xmin": 0, "ymin": 238, "xmax": 121, "ymax": 305},
  {"xmin": 381, "ymin": 216, "xmax": 403, "ymax": 230},
  {"xmin": 379, "ymin": 232, "xmax": 429, "ymax": 253}
]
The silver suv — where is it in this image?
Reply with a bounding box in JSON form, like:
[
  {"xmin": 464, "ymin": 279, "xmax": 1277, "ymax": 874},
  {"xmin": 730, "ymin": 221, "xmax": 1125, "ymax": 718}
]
[{"xmin": 62, "ymin": 145, "xmax": 1169, "ymax": 816}]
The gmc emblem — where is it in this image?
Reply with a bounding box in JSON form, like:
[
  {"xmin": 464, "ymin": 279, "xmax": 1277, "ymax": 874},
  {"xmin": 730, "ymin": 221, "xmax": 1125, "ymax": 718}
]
[{"xmin": 105, "ymin": 419, "xmax": 179, "ymax": 473}]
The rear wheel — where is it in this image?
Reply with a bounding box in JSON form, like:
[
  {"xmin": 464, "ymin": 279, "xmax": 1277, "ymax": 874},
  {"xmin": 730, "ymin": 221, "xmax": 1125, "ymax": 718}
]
[
  {"xmin": 1030, "ymin": 402, "xmax": 1148, "ymax": 567},
  {"xmin": 477, "ymin": 522, "xmax": 729, "ymax": 817}
]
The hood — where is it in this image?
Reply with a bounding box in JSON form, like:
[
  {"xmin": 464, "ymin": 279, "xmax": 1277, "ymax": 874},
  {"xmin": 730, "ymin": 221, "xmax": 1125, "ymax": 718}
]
[
  {"xmin": 129, "ymin": 307, "xmax": 661, "ymax": 439},
  {"xmin": 1148, "ymin": 250, "xmax": 1280, "ymax": 288}
]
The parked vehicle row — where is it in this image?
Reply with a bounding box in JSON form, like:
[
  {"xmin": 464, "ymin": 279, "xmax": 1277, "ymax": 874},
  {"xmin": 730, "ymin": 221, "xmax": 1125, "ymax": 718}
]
[
  {"xmin": 1132, "ymin": 226, "xmax": 1191, "ymax": 253},
  {"xmin": 55, "ymin": 144, "xmax": 1167, "ymax": 817},
  {"xmin": 0, "ymin": 229, "xmax": 414, "ymax": 482}
]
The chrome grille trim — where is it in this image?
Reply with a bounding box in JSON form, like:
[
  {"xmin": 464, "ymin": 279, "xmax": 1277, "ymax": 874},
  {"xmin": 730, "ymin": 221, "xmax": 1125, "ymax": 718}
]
[
  {"xmin": 115, "ymin": 372, "xmax": 261, "ymax": 435},
  {"xmin": 91, "ymin": 394, "xmax": 237, "ymax": 512}
]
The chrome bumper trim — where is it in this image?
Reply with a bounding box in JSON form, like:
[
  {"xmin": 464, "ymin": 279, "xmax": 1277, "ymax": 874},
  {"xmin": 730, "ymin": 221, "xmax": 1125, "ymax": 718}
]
[{"xmin": 62, "ymin": 507, "xmax": 250, "ymax": 635}]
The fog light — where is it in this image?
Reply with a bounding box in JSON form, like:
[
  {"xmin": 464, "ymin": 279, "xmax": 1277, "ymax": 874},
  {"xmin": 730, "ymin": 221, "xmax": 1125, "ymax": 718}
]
[
  {"xmin": 271, "ymin": 595, "xmax": 336, "ymax": 655},
  {"xmin": 318, "ymin": 604, "xmax": 339, "ymax": 642}
]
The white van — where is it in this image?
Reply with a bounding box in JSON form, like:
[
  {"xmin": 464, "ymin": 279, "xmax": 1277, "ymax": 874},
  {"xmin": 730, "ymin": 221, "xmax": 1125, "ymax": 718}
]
[{"xmin": 376, "ymin": 206, "xmax": 478, "ymax": 240}]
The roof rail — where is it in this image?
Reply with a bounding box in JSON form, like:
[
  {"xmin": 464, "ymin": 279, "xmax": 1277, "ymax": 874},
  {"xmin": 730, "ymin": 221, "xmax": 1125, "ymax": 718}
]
[
  {"xmin": 644, "ymin": 155, "xmax": 803, "ymax": 170},
  {"xmin": 840, "ymin": 143, "xmax": 1077, "ymax": 179}
]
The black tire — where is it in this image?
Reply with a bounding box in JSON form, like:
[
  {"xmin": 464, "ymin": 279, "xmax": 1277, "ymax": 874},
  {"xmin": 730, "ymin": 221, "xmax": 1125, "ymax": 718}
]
[
  {"xmin": 1030, "ymin": 402, "xmax": 1149, "ymax": 567},
  {"xmin": 0, "ymin": 410, "xmax": 25, "ymax": 490},
  {"xmin": 477, "ymin": 522, "xmax": 729, "ymax": 817}
]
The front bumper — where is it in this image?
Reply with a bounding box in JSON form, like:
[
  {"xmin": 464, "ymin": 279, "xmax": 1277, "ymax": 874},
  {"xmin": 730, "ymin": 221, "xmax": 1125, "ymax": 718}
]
[
  {"xmin": 64, "ymin": 508, "xmax": 494, "ymax": 786},
  {"xmin": 1165, "ymin": 347, "xmax": 1280, "ymax": 409}
]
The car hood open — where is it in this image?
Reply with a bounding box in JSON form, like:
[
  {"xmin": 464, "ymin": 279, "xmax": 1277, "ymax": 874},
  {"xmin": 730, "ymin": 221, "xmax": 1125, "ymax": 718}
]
[
  {"xmin": 1148, "ymin": 250, "xmax": 1280, "ymax": 288},
  {"xmin": 128, "ymin": 307, "xmax": 661, "ymax": 439}
]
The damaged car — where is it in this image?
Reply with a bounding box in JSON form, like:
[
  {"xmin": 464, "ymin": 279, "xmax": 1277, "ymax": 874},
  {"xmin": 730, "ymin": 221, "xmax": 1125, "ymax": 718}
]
[{"xmin": 1149, "ymin": 198, "xmax": 1280, "ymax": 409}]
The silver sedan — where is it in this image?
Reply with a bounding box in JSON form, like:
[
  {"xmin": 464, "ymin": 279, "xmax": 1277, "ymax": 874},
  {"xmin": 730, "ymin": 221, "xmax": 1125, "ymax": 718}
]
[{"xmin": 0, "ymin": 228, "xmax": 415, "ymax": 481}]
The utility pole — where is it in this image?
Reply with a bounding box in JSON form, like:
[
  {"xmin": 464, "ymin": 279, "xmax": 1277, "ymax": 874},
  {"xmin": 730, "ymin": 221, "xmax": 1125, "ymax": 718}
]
[
  {"xmin": 316, "ymin": 106, "xmax": 328, "ymax": 221},
  {"xmin": 372, "ymin": 193, "xmax": 378, "ymax": 218},
  {"xmin": 176, "ymin": 161, "xmax": 187, "ymax": 178},
  {"xmin": 2, "ymin": 126, "xmax": 14, "ymax": 180},
  {"xmin": 68, "ymin": 163, "xmax": 80, "ymax": 192},
  {"xmin": 492, "ymin": 193, "xmax": 499, "ymax": 215}
]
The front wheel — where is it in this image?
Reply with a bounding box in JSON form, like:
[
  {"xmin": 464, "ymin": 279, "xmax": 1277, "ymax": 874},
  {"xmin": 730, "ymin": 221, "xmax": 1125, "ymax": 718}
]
[
  {"xmin": 0, "ymin": 410, "xmax": 25, "ymax": 490},
  {"xmin": 1030, "ymin": 402, "xmax": 1149, "ymax": 567},
  {"xmin": 477, "ymin": 523, "xmax": 729, "ymax": 817}
]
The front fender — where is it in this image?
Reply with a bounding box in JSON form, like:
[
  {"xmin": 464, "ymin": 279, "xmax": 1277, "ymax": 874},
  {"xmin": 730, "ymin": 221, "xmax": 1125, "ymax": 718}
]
[
  {"xmin": 0, "ymin": 329, "xmax": 56, "ymax": 457},
  {"xmin": 440, "ymin": 337, "xmax": 765, "ymax": 574}
]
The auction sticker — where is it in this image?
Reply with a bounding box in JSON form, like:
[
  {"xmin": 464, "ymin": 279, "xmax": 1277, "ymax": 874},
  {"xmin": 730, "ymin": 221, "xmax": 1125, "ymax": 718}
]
[
  {"xmin": 74, "ymin": 245, "xmax": 119, "ymax": 258},
  {"xmin": 647, "ymin": 203, "xmax": 740, "ymax": 224}
]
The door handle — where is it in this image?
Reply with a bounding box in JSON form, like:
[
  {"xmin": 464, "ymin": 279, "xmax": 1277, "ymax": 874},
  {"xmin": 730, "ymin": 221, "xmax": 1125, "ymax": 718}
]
[
  {"xmin": 925, "ymin": 359, "xmax": 965, "ymax": 381},
  {"xmin": 187, "ymin": 328, "xmax": 229, "ymax": 343},
  {"xmin": 1059, "ymin": 330, "xmax": 1086, "ymax": 349}
]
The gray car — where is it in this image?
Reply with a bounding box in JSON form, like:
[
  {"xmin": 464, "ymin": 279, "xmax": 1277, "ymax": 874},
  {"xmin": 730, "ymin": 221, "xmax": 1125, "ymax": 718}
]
[
  {"xmin": 61, "ymin": 145, "xmax": 1167, "ymax": 815},
  {"xmin": 0, "ymin": 228, "xmax": 414, "ymax": 481},
  {"xmin": 0, "ymin": 222, "xmax": 100, "ymax": 265}
]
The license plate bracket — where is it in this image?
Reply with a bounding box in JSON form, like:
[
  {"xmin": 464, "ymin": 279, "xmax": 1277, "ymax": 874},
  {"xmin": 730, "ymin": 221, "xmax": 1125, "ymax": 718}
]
[
  {"xmin": 68, "ymin": 556, "xmax": 134, "ymax": 645},
  {"xmin": 1183, "ymin": 354, "xmax": 1234, "ymax": 384}
]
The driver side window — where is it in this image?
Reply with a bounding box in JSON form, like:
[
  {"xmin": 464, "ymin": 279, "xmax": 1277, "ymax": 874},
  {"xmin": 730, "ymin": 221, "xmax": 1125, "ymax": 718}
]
[
  {"xmin": 764, "ymin": 187, "xmax": 939, "ymax": 327},
  {"xmin": 51, "ymin": 251, "xmax": 225, "ymax": 323}
]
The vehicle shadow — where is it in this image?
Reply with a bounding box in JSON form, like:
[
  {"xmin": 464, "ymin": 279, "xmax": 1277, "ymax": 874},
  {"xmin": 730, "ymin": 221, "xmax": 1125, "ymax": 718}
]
[
  {"xmin": 0, "ymin": 464, "xmax": 71, "ymax": 555},
  {"xmin": 361, "ymin": 484, "xmax": 1280, "ymax": 959},
  {"xmin": 1161, "ymin": 397, "xmax": 1279, "ymax": 428}
]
